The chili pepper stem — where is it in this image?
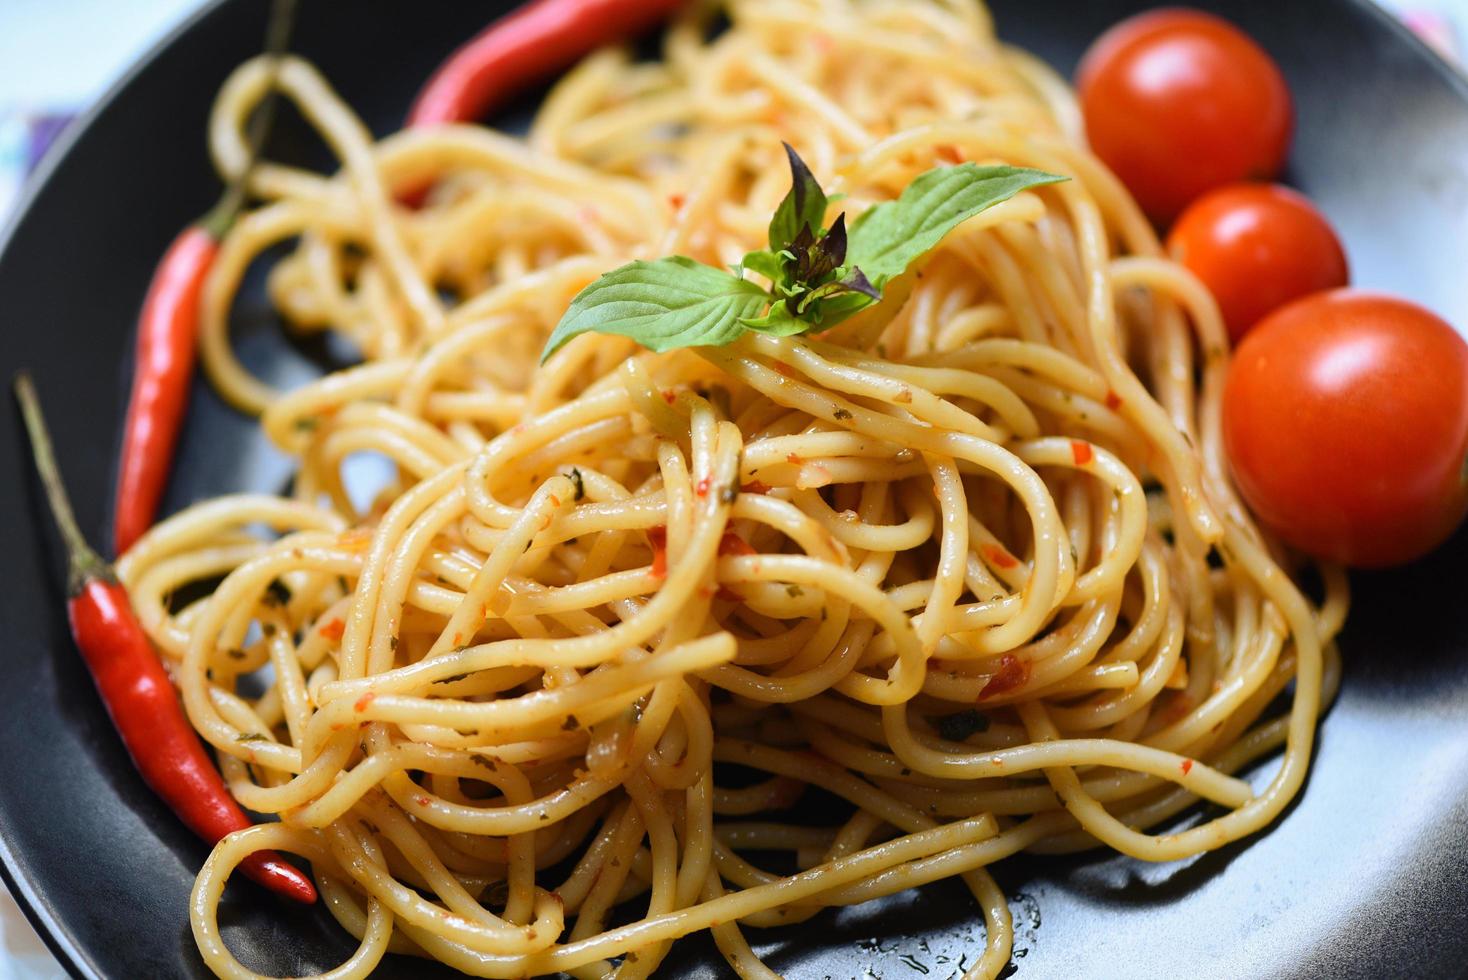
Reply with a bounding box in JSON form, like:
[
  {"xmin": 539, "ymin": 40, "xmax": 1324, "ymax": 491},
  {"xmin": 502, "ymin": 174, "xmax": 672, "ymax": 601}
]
[
  {"xmin": 14, "ymin": 372, "xmax": 114, "ymax": 593},
  {"xmin": 197, "ymin": 0, "xmax": 298, "ymax": 241}
]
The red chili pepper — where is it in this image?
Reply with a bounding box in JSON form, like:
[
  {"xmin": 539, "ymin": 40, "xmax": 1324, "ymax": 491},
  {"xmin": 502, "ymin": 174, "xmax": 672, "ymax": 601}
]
[
  {"xmin": 15, "ymin": 374, "xmax": 316, "ymax": 905},
  {"xmin": 408, "ymin": 0, "xmax": 686, "ymax": 128},
  {"xmin": 112, "ymin": 0, "xmax": 297, "ymax": 555},
  {"xmin": 112, "ymin": 226, "xmax": 216, "ymax": 555}
]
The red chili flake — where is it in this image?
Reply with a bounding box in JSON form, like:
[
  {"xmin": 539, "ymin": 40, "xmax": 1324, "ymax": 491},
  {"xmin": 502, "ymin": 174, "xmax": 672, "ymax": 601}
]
[
  {"xmin": 978, "ymin": 654, "xmax": 1030, "ymax": 701},
  {"xmin": 319, "ymin": 618, "xmax": 346, "ymax": 642},
  {"xmin": 647, "ymin": 526, "xmax": 668, "ymax": 579},
  {"xmin": 1071, "ymin": 440, "xmax": 1094, "ymax": 466},
  {"xmin": 668, "ymin": 192, "xmax": 685, "ymax": 210},
  {"xmin": 741, "ymin": 480, "xmax": 771, "ymax": 494},
  {"xmin": 1160, "ymin": 693, "xmax": 1194, "ymax": 726},
  {"xmin": 1105, "ymin": 390, "xmax": 1123, "ymax": 411},
  {"xmin": 338, "ymin": 527, "xmax": 373, "ymax": 553},
  {"xmin": 695, "ymin": 476, "xmax": 712, "ymax": 497},
  {"xmin": 982, "ymin": 544, "xmax": 1018, "ymax": 570},
  {"xmin": 1180, "ymin": 759, "xmax": 1194, "ymax": 776},
  {"xmin": 661, "ymin": 389, "xmax": 677, "ymax": 405},
  {"xmin": 415, "ymin": 795, "xmax": 431, "ymax": 807},
  {"xmin": 698, "ymin": 583, "xmax": 716, "ymax": 599},
  {"xmin": 786, "ymin": 453, "xmax": 805, "ymax": 466},
  {"xmin": 718, "ymin": 531, "xmax": 756, "ymax": 557},
  {"xmin": 354, "ymin": 692, "xmax": 376, "ymax": 713},
  {"xmin": 936, "ymin": 144, "xmax": 964, "ymax": 164},
  {"xmin": 772, "ymin": 361, "xmax": 795, "ymax": 378}
]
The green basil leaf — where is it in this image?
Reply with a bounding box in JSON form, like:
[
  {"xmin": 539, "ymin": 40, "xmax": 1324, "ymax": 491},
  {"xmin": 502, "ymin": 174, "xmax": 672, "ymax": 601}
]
[
  {"xmin": 847, "ymin": 164, "xmax": 1066, "ymax": 286},
  {"xmin": 542, "ymin": 257, "xmax": 771, "ymax": 360},
  {"xmin": 740, "ymin": 249, "xmax": 785, "ymax": 285},
  {"xmin": 768, "ymin": 143, "xmax": 828, "ymax": 254},
  {"xmin": 801, "ymin": 290, "xmax": 878, "ymax": 331},
  {"xmin": 739, "ymin": 300, "xmax": 809, "ymax": 336}
]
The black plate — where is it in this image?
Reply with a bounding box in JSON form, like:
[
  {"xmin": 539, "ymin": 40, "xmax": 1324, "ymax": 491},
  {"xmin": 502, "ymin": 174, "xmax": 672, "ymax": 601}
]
[{"xmin": 3, "ymin": 1, "xmax": 1467, "ymax": 977}]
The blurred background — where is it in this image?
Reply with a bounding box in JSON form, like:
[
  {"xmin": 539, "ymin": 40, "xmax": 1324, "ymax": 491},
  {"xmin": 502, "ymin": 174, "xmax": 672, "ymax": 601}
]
[{"xmin": 0, "ymin": 0, "xmax": 1461, "ymax": 976}]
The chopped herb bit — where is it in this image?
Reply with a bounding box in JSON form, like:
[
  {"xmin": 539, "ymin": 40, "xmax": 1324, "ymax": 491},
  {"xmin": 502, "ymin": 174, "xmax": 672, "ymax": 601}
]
[
  {"xmin": 226, "ymin": 648, "xmax": 246, "ymax": 660},
  {"xmin": 389, "ymin": 636, "xmax": 399, "ymax": 651},
  {"xmin": 718, "ymin": 484, "xmax": 738, "ymax": 504},
  {"xmin": 236, "ymin": 732, "xmax": 270, "ymax": 743},
  {"xmin": 561, "ymin": 715, "xmax": 581, "ymax": 731},
  {"xmin": 833, "ymin": 408, "xmax": 853, "ymax": 420},
  {"xmin": 569, "ymin": 467, "xmax": 586, "ymax": 501},
  {"xmin": 261, "ymin": 623, "xmax": 277, "ymax": 637},
  {"xmin": 936, "ymin": 709, "xmax": 991, "ymax": 742},
  {"xmin": 264, "ymin": 579, "xmax": 291, "ymax": 606},
  {"xmin": 786, "ymin": 584, "xmax": 804, "ymax": 597},
  {"xmin": 437, "ymin": 672, "xmax": 470, "ymax": 685},
  {"xmin": 293, "ymin": 416, "xmax": 318, "ymax": 432}
]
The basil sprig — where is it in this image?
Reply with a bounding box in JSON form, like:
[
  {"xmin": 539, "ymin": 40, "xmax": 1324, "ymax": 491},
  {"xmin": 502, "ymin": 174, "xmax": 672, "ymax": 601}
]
[{"xmin": 541, "ymin": 144, "xmax": 1064, "ymax": 360}]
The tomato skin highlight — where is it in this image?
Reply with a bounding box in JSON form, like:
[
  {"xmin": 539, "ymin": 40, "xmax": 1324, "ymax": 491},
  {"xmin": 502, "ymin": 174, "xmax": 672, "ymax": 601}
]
[
  {"xmin": 1223, "ymin": 291, "xmax": 1468, "ymax": 567},
  {"xmin": 1169, "ymin": 184, "xmax": 1348, "ymax": 342},
  {"xmin": 1077, "ymin": 9, "xmax": 1292, "ymax": 222}
]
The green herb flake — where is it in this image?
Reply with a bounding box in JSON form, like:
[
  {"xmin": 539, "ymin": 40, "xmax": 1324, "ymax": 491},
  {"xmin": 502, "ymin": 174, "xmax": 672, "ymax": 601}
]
[
  {"xmin": 936, "ymin": 709, "xmax": 990, "ymax": 742},
  {"xmin": 236, "ymin": 732, "xmax": 270, "ymax": 743}
]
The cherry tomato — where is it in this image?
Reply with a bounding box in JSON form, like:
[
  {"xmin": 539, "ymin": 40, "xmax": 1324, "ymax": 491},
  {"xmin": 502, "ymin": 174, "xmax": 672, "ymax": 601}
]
[
  {"xmin": 1223, "ymin": 291, "xmax": 1468, "ymax": 567},
  {"xmin": 1169, "ymin": 184, "xmax": 1348, "ymax": 342},
  {"xmin": 1077, "ymin": 9, "xmax": 1293, "ymax": 222}
]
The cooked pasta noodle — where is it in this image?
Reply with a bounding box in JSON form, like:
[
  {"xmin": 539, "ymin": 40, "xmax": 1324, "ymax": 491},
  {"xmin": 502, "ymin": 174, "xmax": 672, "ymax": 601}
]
[{"xmin": 116, "ymin": 1, "xmax": 1349, "ymax": 976}]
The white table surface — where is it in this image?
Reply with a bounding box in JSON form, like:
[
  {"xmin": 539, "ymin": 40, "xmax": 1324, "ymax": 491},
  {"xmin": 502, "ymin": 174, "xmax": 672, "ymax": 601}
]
[{"xmin": 0, "ymin": 1, "xmax": 1461, "ymax": 977}]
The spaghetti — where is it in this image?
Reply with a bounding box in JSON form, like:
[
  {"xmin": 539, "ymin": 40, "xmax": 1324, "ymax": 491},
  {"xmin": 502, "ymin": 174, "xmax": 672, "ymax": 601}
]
[{"xmin": 115, "ymin": 1, "xmax": 1349, "ymax": 977}]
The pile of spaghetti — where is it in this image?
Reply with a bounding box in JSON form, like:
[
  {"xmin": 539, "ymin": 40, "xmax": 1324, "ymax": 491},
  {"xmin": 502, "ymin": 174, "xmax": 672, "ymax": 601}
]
[{"xmin": 116, "ymin": 0, "xmax": 1347, "ymax": 976}]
